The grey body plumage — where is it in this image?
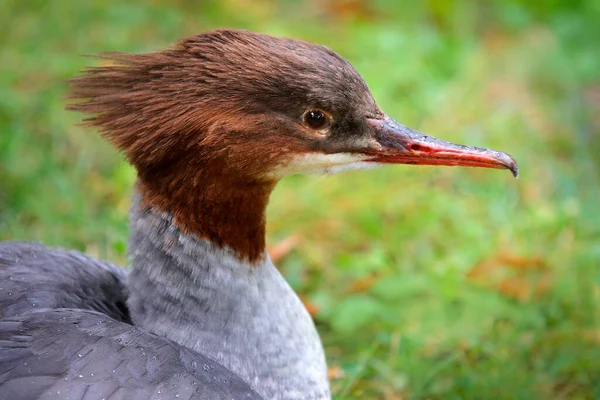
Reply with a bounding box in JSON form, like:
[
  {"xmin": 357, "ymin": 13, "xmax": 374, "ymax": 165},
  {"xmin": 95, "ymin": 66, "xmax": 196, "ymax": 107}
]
[{"xmin": 127, "ymin": 192, "xmax": 330, "ymax": 399}]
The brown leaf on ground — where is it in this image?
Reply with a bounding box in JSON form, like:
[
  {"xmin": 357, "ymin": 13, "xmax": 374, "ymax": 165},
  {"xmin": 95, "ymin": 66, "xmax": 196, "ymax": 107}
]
[
  {"xmin": 268, "ymin": 235, "xmax": 299, "ymax": 263},
  {"xmin": 467, "ymin": 251, "xmax": 552, "ymax": 302},
  {"xmin": 317, "ymin": 0, "xmax": 379, "ymax": 21},
  {"xmin": 300, "ymin": 296, "xmax": 319, "ymax": 317},
  {"xmin": 327, "ymin": 365, "xmax": 346, "ymax": 380},
  {"xmin": 347, "ymin": 272, "xmax": 381, "ymax": 294},
  {"xmin": 497, "ymin": 254, "xmax": 546, "ymax": 270},
  {"xmin": 497, "ymin": 275, "xmax": 552, "ymax": 302},
  {"xmin": 467, "ymin": 253, "xmax": 546, "ymax": 279}
]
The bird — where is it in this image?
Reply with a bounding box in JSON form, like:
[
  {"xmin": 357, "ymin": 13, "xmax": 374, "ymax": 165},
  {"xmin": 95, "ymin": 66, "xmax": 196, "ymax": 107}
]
[{"xmin": 0, "ymin": 29, "xmax": 518, "ymax": 400}]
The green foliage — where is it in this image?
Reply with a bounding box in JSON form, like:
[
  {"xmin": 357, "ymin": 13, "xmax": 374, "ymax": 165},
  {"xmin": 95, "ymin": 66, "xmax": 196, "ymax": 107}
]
[{"xmin": 1, "ymin": 0, "xmax": 599, "ymax": 398}]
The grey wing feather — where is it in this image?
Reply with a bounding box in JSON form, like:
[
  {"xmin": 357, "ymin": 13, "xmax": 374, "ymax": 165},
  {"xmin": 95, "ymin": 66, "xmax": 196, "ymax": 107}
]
[
  {"xmin": 0, "ymin": 309, "xmax": 262, "ymax": 399},
  {"xmin": 0, "ymin": 242, "xmax": 130, "ymax": 322},
  {"xmin": 0, "ymin": 242, "xmax": 263, "ymax": 399}
]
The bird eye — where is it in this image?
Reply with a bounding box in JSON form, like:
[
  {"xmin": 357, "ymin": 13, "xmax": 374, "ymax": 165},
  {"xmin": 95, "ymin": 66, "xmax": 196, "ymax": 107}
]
[{"xmin": 304, "ymin": 110, "xmax": 330, "ymax": 130}]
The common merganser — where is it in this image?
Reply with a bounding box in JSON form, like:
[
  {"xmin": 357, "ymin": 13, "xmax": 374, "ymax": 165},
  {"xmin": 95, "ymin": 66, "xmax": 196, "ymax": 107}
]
[{"xmin": 0, "ymin": 29, "xmax": 518, "ymax": 400}]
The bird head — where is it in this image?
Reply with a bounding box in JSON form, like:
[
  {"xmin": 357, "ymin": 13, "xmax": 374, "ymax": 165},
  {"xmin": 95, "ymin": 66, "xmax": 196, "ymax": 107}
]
[{"xmin": 69, "ymin": 29, "xmax": 517, "ymax": 261}]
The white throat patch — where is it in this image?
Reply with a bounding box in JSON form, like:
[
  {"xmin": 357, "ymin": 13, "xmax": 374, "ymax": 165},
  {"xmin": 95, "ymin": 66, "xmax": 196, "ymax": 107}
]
[{"xmin": 266, "ymin": 152, "xmax": 382, "ymax": 179}]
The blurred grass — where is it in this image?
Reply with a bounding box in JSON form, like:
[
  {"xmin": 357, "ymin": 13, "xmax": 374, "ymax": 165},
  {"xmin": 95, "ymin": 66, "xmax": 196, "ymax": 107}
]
[{"xmin": 1, "ymin": 0, "xmax": 599, "ymax": 398}]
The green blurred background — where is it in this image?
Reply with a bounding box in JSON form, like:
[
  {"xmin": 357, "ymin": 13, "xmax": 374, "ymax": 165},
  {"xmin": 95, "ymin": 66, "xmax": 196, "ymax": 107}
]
[{"xmin": 1, "ymin": 0, "xmax": 599, "ymax": 398}]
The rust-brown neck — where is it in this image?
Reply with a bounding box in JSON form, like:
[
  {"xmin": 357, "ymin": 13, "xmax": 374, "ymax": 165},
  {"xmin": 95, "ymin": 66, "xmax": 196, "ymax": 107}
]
[{"xmin": 137, "ymin": 175, "xmax": 276, "ymax": 263}]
